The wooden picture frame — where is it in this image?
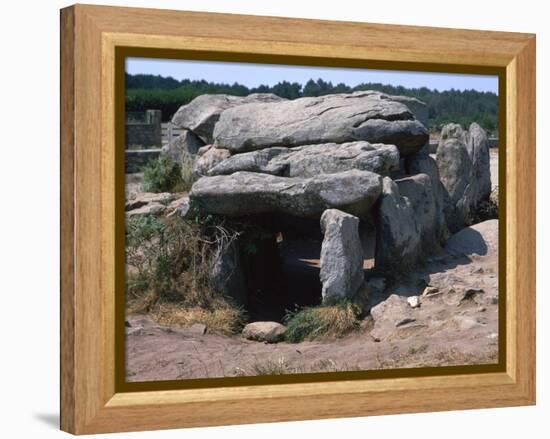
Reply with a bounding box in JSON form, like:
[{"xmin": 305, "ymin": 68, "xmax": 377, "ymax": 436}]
[{"xmin": 60, "ymin": 4, "xmax": 536, "ymax": 434}]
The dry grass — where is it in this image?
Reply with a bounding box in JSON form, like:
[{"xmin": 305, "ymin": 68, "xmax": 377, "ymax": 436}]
[
  {"xmin": 150, "ymin": 303, "xmax": 245, "ymax": 336},
  {"xmin": 125, "ymin": 215, "xmax": 245, "ymax": 335},
  {"xmin": 283, "ymin": 301, "xmax": 361, "ymax": 343}
]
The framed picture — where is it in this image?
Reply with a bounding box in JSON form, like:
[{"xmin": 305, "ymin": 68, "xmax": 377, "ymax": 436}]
[{"xmin": 60, "ymin": 4, "xmax": 536, "ymax": 434}]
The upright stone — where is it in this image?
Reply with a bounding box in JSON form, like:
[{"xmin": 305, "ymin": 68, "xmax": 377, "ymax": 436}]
[
  {"xmin": 161, "ymin": 129, "xmax": 204, "ymax": 163},
  {"xmin": 436, "ymin": 134, "xmax": 478, "ymax": 233},
  {"xmin": 406, "ymin": 154, "xmax": 449, "ymax": 244},
  {"xmin": 396, "ymin": 174, "xmax": 441, "ymax": 255},
  {"xmin": 467, "ymin": 123, "xmax": 491, "ymax": 203},
  {"xmin": 374, "ymin": 177, "xmax": 421, "ymax": 275},
  {"xmin": 320, "ymin": 209, "xmax": 364, "ymax": 303},
  {"xmin": 211, "ymin": 238, "xmax": 247, "ymax": 306}
]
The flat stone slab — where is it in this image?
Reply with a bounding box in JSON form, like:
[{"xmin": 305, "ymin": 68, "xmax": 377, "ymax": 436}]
[
  {"xmin": 207, "ymin": 141, "xmax": 400, "ymax": 178},
  {"xmin": 184, "ymin": 169, "xmax": 382, "ymax": 219},
  {"xmin": 213, "ymin": 91, "xmax": 428, "ymax": 155}
]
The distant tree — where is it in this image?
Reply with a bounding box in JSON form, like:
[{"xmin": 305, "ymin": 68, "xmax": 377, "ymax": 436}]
[{"xmin": 125, "ymin": 73, "xmax": 499, "ymax": 132}]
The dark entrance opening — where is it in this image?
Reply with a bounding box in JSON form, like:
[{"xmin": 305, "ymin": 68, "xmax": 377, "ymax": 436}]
[{"xmin": 239, "ymin": 216, "xmax": 323, "ymax": 323}]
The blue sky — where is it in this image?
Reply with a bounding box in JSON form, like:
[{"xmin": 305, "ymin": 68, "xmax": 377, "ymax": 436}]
[{"xmin": 126, "ymin": 57, "xmax": 498, "ymax": 93}]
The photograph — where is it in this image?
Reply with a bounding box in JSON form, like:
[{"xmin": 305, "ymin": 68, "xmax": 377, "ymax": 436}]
[{"xmin": 123, "ymin": 57, "xmax": 501, "ymax": 382}]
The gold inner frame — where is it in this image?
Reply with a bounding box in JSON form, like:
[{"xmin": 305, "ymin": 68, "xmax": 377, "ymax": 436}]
[{"xmin": 108, "ymin": 39, "xmax": 507, "ymax": 393}]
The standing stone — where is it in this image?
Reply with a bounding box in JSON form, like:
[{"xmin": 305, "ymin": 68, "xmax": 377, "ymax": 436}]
[
  {"xmin": 161, "ymin": 129, "xmax": 204, "ymax": 164},
  {"xmin": 374, "ymin": 177, "xmax": 421, "ymax": 275},
  {"xmin": 406, "ymin": 153, "xmax": 449, "ymax": 243},
  {"xmin": 320, "ymin": 209, "xmax": 364, "ymax": 303},
  {"xmin": 211, "ymin": 238, "xmax": 247, "ymax": 307},
  {"xmin": 440, "ymin": 123, "xmax": 468, "ymax": 143},
  {"xmin": 436, "ymin": 135, "xmax": 478, "ymax": 233},
  {"xmin": 396, "ymin": 173, "xmax": 441, "ymax": 255},
  {"xmin": 467, "ymin": 123, "xmax": 491, "ymax": 203}
]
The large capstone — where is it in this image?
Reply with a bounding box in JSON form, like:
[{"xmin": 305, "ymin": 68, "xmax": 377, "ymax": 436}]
[
  {"xmin": 319, "ymin": 209, "xmax": 364, "ymax": 303},
  {"xmin": 207, "ymin": 141, "xmax": 400, "ymax": 177},
  {"xmin": 184, "ymin": 169, "xmax": 382, "ymax": 219},
  {"xmin": 374, "ymin": 177, "xmax": 421, "ymax": 275},
  {"xmin": 171, "ymin": 93, "xmax": 285, "ymax": 143},
  {"xmin": 389, "ymin": 95, "xmax": 429, "ymax": 128},
  {"xmin": 213, "ymin": 91, "xmax": 428, "ymax": 155}
]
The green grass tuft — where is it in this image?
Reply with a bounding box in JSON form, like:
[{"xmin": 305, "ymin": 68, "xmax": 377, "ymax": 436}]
[{"xmin": 283, "ymin": 300, "xmax": 361, "ymax": 343}]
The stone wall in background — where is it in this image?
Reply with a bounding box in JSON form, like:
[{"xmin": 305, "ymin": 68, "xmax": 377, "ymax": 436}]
[{"xmin": 126, "ymin": 109, "xmax": 162, "ymax": 149}]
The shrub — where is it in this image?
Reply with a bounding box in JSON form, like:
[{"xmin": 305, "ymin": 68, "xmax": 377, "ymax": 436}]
[
  {"xmin": 179, "ymin": 150, "xmax": 195, "ymax": 193},
  {"xmin": 283, "ymin": 300, "xmax": 361, "ymax": 343},
  {"xmin": 473, "ymin": 186, "xmax": 499, "ymax": 223},
  {"xmin": 142, "ymin": 156, "xmax": 183, "ymax": 193},
  {"xmin": 125, "ymin": 215, "xmax": 245, "ymax": 334}
]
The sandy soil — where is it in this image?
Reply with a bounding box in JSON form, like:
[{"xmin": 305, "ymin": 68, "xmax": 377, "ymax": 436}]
[{"xmin": 126, "ymin": 227, "xmax": 499, "ymax": 381}]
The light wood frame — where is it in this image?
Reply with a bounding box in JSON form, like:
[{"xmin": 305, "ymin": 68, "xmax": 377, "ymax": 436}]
[{"xmin": 60, "ymin": 4, "xmax": 536, "ymax": 434}]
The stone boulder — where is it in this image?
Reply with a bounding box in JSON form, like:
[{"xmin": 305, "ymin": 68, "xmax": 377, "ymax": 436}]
[
  {"xmin": 395, "ymin": 173, "xmax": 441, "ymax": 255},
  {"xmin": 207, "ymin": 141, "xmax": 400, "ymax": 178},
  {"xmin": 467, "ymin": 123, "xmax": 491, "ymax": 203},
  {"xmin": 436, "ymin": 136, "xmax": 477, "ymax": 233},
  {"xmin": 370, "ymin": 294, "xmax": 415, "ymax": 341},
  {"xmin": 444, "ymin": 219, "xmax": 498, "ymax": 257},
  {"xmin": 213, "ymin": 91, "xmax": 428, "ymax": 155},
  {"xmin": 211, "ymin": 238, "xmax": 247, "ymax": 306},
  {"xmin": 319, "ymin": 209, "xmax": 364, "ymax": 303},
  {"xmin": 374, "ymin": 177, "xmax": 421, "ymax": 274},
  {"xmin": 406, "ymin": 153, "xmax": 449, "ymax": 243},
  {"xmin": 185, "ymin": 169, "xmax": 382, "ymax": 219},
  {"xmin": 171, "ymin": 93, "xmax": 285, "ymax": 143},
  {"xmin": 440, "ymin": 123, "xmax": 468, "ymax": 143},
  {"xmin": 242, "ymin": 321, "xmax": 286, "ymax": 343},
  {"xmin": 161, "ymin": 129, "xmax": 204, "ymax": 165},
  {"xmin": 193, "ymin": 144, "xmax": 231, "ymax": 177},
  {"xmin": 390, "ymin": 95, "xmax": 429, "ymax": 127}
]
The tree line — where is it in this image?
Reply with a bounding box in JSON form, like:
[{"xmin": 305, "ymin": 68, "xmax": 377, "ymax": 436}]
[{"xmin": 126, "ymin": 74, "xmax": 499, "ymax": 133}]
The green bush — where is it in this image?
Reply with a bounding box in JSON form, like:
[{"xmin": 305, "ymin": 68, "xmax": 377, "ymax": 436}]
[
  {"xmin": 283, "ymin": 300, "xmax": 361, "ymax": 343},
  {"xmin": 142, "ymin": 156, "xmax": 183, "ymax": 193}
]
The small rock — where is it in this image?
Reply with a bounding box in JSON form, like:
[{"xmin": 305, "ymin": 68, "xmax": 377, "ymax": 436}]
[
  {"xmin": 395, "ymin": 317, "xmax": 417, "ymax": 327},
  {"xmin": 126, "ymin": 202, "xmax": 166, "ymax": 218},
  {"xmin": 487, "ymin": 332, "xmax": 498, "ymax": 339},
  {"xmin": 125, "ymin": 320, "xmax": 131, "ymax": 328},
  {"xmin": 422, "ymin": 286, "xmax": 439, "ymax": 296},
  {"xmin": 242, "ymin": 321, "xmax": 286, "ymax": 343},
  {"xmin": 407, "ymin": 296, "xmax": 421, "ymax": 308},
  {"xmin": 453, "ymin": 315, "xmax": 483, "ymax": 330},
  {"xmin": 458, "ymin": 288, "xmax": 485, "ymax": 305},
  {"xmin": 187, "ymin": 323, "xmax": 207, "ymax": 335}
]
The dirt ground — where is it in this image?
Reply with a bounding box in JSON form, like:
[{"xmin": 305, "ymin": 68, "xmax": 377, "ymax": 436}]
[{"xmin": 126, "ymin": 221, "xmax": 499, "ymax": 381}]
